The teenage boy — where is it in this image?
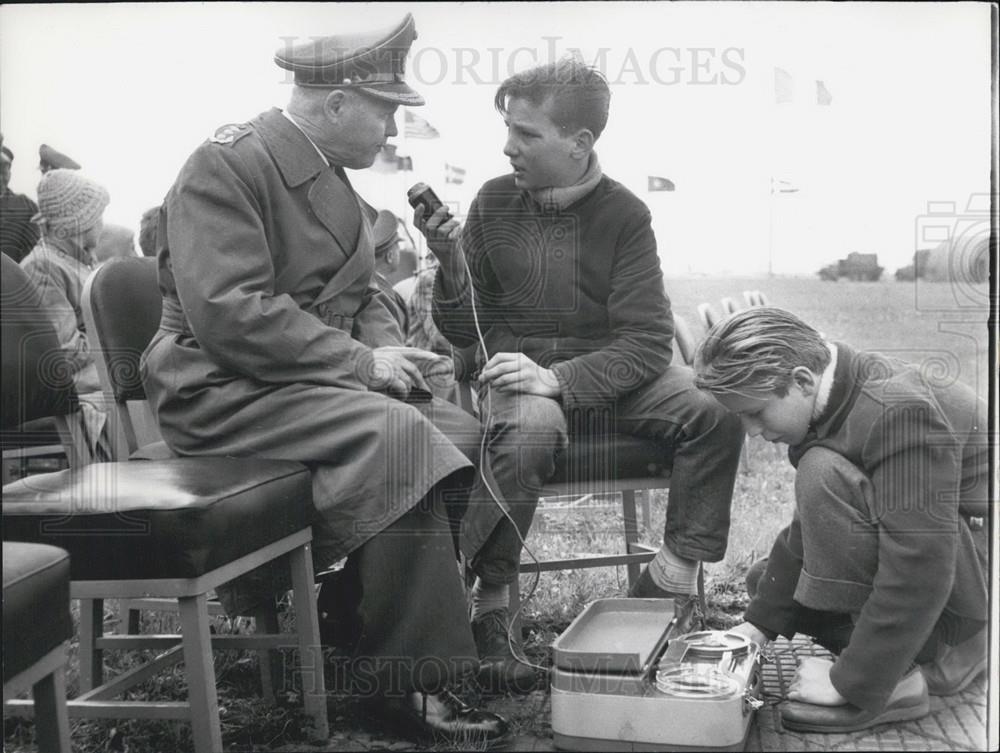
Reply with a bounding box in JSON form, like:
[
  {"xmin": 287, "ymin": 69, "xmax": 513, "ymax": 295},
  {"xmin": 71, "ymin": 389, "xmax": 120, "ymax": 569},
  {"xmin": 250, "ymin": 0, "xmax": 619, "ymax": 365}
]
[
  {"xmin": 693, "ymin": 306, "xmax": 989, "ymax": 733},
  {"xmin": 416, "ymin": 58, "xmax": 744, "ymax": 693}
]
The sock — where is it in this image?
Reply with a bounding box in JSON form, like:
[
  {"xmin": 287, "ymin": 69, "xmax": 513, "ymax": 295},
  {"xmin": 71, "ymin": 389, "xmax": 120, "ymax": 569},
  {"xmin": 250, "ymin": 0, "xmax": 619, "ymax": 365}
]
[
  {"xmin": 470, "ymin": 578, "xmax": 509, "ymax": 622},
  {"xmin": 648, "ymin": 546, "xmax": 699, "ymax": 595}
]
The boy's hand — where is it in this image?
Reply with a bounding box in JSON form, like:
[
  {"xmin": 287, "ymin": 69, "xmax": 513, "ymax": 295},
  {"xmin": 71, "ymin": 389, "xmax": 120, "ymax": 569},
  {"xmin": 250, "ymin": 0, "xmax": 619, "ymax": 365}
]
[
  {"xmin": 414, "ymin": 204, "xmax": 462, "ymax": 262},
  {"xmin": 788, "ymin": 657, "xmax": 847, "ymax": 706},
  {"xmin": 479, "ymin": 352, "xmax": 561, "ymax": 397},
  {"xmin": 731, "ymin": 621, "xmax": 770, "ymax": 647}
]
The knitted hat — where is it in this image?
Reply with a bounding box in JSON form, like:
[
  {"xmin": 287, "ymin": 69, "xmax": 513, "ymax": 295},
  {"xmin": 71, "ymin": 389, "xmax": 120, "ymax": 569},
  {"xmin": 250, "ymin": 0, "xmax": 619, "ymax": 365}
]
[{"xmin": 33, "ymin": 169, "xmax": 110, "ymax": 240}]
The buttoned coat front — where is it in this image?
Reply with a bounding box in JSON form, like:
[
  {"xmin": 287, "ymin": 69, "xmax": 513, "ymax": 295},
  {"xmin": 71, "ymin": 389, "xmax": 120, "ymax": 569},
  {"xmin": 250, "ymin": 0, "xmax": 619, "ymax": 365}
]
[{"xmin": 141, "ymin": 108, "xmax": 476, "ymax": 611}]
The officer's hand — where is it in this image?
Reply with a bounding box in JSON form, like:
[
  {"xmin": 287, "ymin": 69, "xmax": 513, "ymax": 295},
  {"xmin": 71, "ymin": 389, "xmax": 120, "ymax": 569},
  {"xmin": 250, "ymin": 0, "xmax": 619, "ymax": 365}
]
[
  {"xmin": 364, "ymin": 346, "xmax": 432, "ymax": 398},
  {"xmin": 788, "ymin": 657, "xmax": 847, "ymax": 706},
  {"xmin": 413, "ymin": 205, "xmax": 462, "ymax": 261},
  {"xmin": 478, "ymin": 352, "xmax": 561, "ymax": 398}
]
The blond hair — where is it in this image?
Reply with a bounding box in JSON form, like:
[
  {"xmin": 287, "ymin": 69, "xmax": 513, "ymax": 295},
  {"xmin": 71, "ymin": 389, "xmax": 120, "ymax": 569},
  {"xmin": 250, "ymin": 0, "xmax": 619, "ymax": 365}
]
[{"xmin": 694, "ymin": 307, "xmax": 830, "ymax": 397}]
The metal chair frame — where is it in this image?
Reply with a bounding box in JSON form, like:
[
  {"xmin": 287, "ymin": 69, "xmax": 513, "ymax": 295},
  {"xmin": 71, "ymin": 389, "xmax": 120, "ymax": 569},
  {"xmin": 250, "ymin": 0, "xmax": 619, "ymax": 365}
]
[{"xmin": 8, "ymin": 258, "xmax": 331, "ymax": 751}]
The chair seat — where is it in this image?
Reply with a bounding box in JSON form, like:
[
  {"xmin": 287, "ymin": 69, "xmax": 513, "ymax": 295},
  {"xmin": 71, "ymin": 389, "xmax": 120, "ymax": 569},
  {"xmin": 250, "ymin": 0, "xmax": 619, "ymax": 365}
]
[
  {"xmin": 2, "ymin": 459, "xmax": 312, "ymax": 581},
  {"xmin": 3, "ymin": 542, "xmax": 72, "ymax": 679},
  {"xmin": 0, "ymin": 417, "xmax": 63, "ymax": 451},
  {"xmin": 548, "ymin": 433, "xmax": 671, "ymax": 485}
]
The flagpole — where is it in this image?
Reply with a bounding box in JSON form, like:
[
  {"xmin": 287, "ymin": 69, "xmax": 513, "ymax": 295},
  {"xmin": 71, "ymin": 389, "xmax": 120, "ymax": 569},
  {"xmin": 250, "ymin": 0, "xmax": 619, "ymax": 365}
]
[{"xmin": 768, "ymin": 178, "xmax": 775, "ymax": 278}]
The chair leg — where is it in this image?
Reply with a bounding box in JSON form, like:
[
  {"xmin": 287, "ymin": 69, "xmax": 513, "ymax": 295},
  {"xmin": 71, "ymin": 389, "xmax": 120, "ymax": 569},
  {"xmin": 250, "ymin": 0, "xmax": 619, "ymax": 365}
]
[
  {"xmin": 621, "ymin": 489, "xmax": 642, "ymax": 586},
  {"xmin": 178, "ymin": 594, "xmax": 223, "ymax": 753},
  {"xmin": 289, "ymin": 542, "xmax": 329, "ymax": 741},
  {"xmin": 253, "ymin": 601, "xmax": 280, "ymax": 705},
  {"xmin": 77, "ymin": 598, "xmax": 104, "ymax": 692},
  {"xmin": 507, "ymin": 568, "xmax": 523, "ymax": 650},
  {"xmin": 33, "ymin": 664, "xmax": 71, "ymax": 753}
]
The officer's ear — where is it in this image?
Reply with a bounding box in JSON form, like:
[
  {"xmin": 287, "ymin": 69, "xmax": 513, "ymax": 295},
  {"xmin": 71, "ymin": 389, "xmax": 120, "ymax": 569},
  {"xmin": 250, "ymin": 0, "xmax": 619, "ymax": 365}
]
[
  {"xmin": 322, "ymin": 90, "xmax": 350, "ymax": 123},
  {"xmin": 569, "ymin": 128, "xmax": 595, "ymax": 159}
]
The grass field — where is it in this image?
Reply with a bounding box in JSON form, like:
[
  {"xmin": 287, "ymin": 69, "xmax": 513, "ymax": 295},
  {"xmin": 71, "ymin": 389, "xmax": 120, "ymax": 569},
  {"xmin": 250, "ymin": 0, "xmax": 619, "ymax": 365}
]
[{"xmin": 4, "ymin": 277, "xmax": 991, "ymax": 752}]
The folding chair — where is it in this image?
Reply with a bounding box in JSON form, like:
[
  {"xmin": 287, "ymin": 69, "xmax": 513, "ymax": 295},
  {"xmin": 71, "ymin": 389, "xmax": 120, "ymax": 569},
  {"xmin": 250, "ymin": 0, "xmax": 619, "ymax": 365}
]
[
  {"xmin": 720, "ymin": 296, "xmax": 739, "ymax": 317},
  {"xmin": 742, "ymin": 289, "xmax": 769, "ymax": 308},
  {"xmin": 0, "ymin": 256, "xmax": 89, "ymax": 484},
  {"xmin": 3, "ymin": 542, "xmax": 72, "ymax": 753},
  {"xmin": 505, "ymin": 312, "xmax": 706, "ymax": 627},
  {"xmin": 3, "ymin": 257, "xmax": 329, "ymax": 751},
  {"xmin": 697, "ymin": 301, "xmax": 721, "ymax": 331}
]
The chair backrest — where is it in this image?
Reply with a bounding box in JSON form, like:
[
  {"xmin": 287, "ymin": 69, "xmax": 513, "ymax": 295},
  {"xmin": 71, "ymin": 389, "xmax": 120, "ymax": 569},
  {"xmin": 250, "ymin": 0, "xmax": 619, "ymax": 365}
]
[
  {"xmin": 719, "ymin": 297, "xmax": 738, "ymax": 317},
  {"xmin": 696, "ymin": 302, "xmax": 720, "ymax": 331},
  {"xmin": 0, "ymin": 254, "xmax": 78, "ymax": 430},
  {"xmin": 672, "ymin": 313, "xmax": 697, "ymax": 367},
  {"xmin": 81, "ymin": 256, "xmax": 164, "ymax": 456}
]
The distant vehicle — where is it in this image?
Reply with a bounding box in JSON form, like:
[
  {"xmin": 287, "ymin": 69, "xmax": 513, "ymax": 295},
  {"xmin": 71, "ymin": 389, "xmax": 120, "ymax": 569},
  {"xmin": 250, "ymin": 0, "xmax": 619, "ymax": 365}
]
[
  {"xmin": 895, "ymin": 249, "xmax": 932, "ymax": 281},
  {"xmin": 818, "ymin": 252, "xmax": 884, "ymax": 281}
]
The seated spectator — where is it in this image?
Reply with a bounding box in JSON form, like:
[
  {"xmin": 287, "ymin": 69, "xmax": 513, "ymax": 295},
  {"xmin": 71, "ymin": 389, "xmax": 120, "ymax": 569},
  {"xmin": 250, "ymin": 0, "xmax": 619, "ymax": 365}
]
[
  {"xmin": 94, "ymin": 222, "xmax": 137, "ymax": 263},
  {"xmin": 137, "ymin": 205, "xmax": 160, "ymax": 257},
  {"xmin": 372, "ymin": 209, "xmax": 410, "ymax": 333},
  {"xmin": 404, "ymin": 257, "xmax": 478, "ymax": 398},
  {"xmin": 38, "ymin": 144, "xmax": 80, "ymax": 173},
  {"xmin": 693, "ymin": 306, "xmax": 988, "ymax": 733},
  {"xmin": 0, "ymin": 139, "xmax": 40, "ymax": 263},
  {"xmin": 20, "ymin": 169, "xmax": 112, "ymax": 459}
]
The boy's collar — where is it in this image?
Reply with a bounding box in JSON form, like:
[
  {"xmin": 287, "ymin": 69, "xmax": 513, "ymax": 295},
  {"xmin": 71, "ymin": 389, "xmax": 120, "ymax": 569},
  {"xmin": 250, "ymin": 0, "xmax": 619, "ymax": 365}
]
[
  {"xmin": 810, "ymin": 342, "xmax": 838, "ymax": 423},
  {"xmin": 528, "ymin": 153, "xmax": 602, "ymax": 211}
]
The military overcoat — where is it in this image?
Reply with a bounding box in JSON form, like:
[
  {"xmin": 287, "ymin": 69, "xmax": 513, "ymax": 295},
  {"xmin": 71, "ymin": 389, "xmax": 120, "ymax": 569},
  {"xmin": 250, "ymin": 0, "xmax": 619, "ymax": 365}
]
[{"xmin": 142, "ymin": 109, "xmax": 476, "ymax": 608}]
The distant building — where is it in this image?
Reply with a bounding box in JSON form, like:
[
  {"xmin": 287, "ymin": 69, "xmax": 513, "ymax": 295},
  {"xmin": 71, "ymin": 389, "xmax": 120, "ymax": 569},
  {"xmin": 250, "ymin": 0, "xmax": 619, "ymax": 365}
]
[{"xmin": 818, "ymin": 252, "xmax": 883, "ymax": 282}]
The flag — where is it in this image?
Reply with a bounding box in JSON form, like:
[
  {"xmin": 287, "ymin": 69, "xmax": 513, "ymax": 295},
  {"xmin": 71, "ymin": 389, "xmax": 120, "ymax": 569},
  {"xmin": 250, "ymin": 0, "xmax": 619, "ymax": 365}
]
[
  {"xmin": 647, "ymin": 176, "xmax": 675, "ymax": 192},
  {"xmin": 372, "ymin": 144, "xmax": 400, "ymax": 173},
  {"xmin": 771, "ymin": 178, "xmax": 799, "ymax": 194},
  {"xmin": 404, "ymin": 110, "xmax": 440, "ymax": 139},
  {"xmin": 816, "ymin": 80, "xmax": 833, "ymax": 106},
  {"xmin": 445, "ymin": 163, "xmax": 466, "ymax": 184},
  {"xmin": 774, "ymin": 67, "xmax": 794, "ymax": 104}
]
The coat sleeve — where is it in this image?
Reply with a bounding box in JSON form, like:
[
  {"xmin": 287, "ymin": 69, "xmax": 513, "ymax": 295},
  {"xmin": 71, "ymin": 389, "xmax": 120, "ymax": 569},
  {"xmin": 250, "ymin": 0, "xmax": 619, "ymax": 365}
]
[
  {"xmin": 744, "ymin": 516, "xmax": 807, "ymax": 640},
  {"xmin": 166, "ymin": 144, "xmax": 373, "ymax": 389},
  {"xmin": 829, "ymin": 401, "xmax": 962, "ymax": 711},
  {"xmin": 353, "ymin": 284, "xmax": 404, "ymax": 348},
  {"xmin": 550, "ymin": 206, "xmax": 674, "ymax": 407},
  {"xmin": 21, "ymin": 254, "xmax": 93, "ymax": 379}
]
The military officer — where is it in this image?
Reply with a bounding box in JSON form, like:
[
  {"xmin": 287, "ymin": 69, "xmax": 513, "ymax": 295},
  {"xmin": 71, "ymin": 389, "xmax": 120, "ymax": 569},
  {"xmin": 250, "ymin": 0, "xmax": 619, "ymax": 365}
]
[
  {"xmin": 141, "ymin": 14, "xmax": 509, "ymax": 747},
  {"xmin": 38, "ymin": 143, "xmax": 81, "ymax": 173},
  {"xmin": 0, "ymin": 141, "xmax": 40, "ymax": 263}
]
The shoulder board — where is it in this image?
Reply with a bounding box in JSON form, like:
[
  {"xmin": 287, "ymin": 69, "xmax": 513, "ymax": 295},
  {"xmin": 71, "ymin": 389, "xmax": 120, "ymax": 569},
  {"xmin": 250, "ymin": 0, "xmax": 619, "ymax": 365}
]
[{"xmin": 209, "ymin": 122, "xmax": 252, "ymax": 145}]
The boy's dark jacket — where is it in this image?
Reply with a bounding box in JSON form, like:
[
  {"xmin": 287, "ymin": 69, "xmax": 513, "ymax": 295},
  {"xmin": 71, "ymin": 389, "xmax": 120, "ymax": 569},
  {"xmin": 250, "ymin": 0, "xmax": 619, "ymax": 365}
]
[
  {"xmin": 746, "ymin": 343, "xmax": 989, "ymax": 711},
  {"xmin": 431, "ymin": 174, "xmax": 674, "ymax": 408}
]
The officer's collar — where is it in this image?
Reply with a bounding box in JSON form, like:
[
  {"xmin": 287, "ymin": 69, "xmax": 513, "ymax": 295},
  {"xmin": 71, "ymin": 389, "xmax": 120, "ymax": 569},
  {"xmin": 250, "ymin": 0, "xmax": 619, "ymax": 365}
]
[{"xmin": 255, "ymin": 107, "xmax": 330, "ymax": 187}]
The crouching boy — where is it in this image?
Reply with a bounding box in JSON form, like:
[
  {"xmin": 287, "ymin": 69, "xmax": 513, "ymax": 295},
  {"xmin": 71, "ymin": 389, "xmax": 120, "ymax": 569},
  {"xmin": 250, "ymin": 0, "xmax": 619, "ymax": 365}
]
[{"xmin": 693, "ymin": 306, "xmax": 989, "ymax": 733}]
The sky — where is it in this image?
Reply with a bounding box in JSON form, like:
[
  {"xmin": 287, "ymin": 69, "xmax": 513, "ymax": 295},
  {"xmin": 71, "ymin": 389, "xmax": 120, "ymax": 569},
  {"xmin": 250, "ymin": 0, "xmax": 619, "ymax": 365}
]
[{"xmin": 0, "ymin": 2, "xmax": 993, "ymax": 276}]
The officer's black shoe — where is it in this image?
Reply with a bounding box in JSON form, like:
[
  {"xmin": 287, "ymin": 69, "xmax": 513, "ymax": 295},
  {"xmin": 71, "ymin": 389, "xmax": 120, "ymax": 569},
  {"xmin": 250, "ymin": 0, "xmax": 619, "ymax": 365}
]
[
  {"xmin": 375, "ymin": 689, "xmax": 512, "ymax": 749},
  {"xmin": 472, "ymin": 608, "xmax": 542, "ymax": 694}
]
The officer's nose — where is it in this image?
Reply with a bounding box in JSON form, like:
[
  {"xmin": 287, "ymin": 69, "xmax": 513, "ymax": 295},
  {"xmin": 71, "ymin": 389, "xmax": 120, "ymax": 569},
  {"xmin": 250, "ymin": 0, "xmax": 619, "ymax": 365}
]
[{"xmin": 385, "ymin": 114, "xmax": 399, "ymax": 139}]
